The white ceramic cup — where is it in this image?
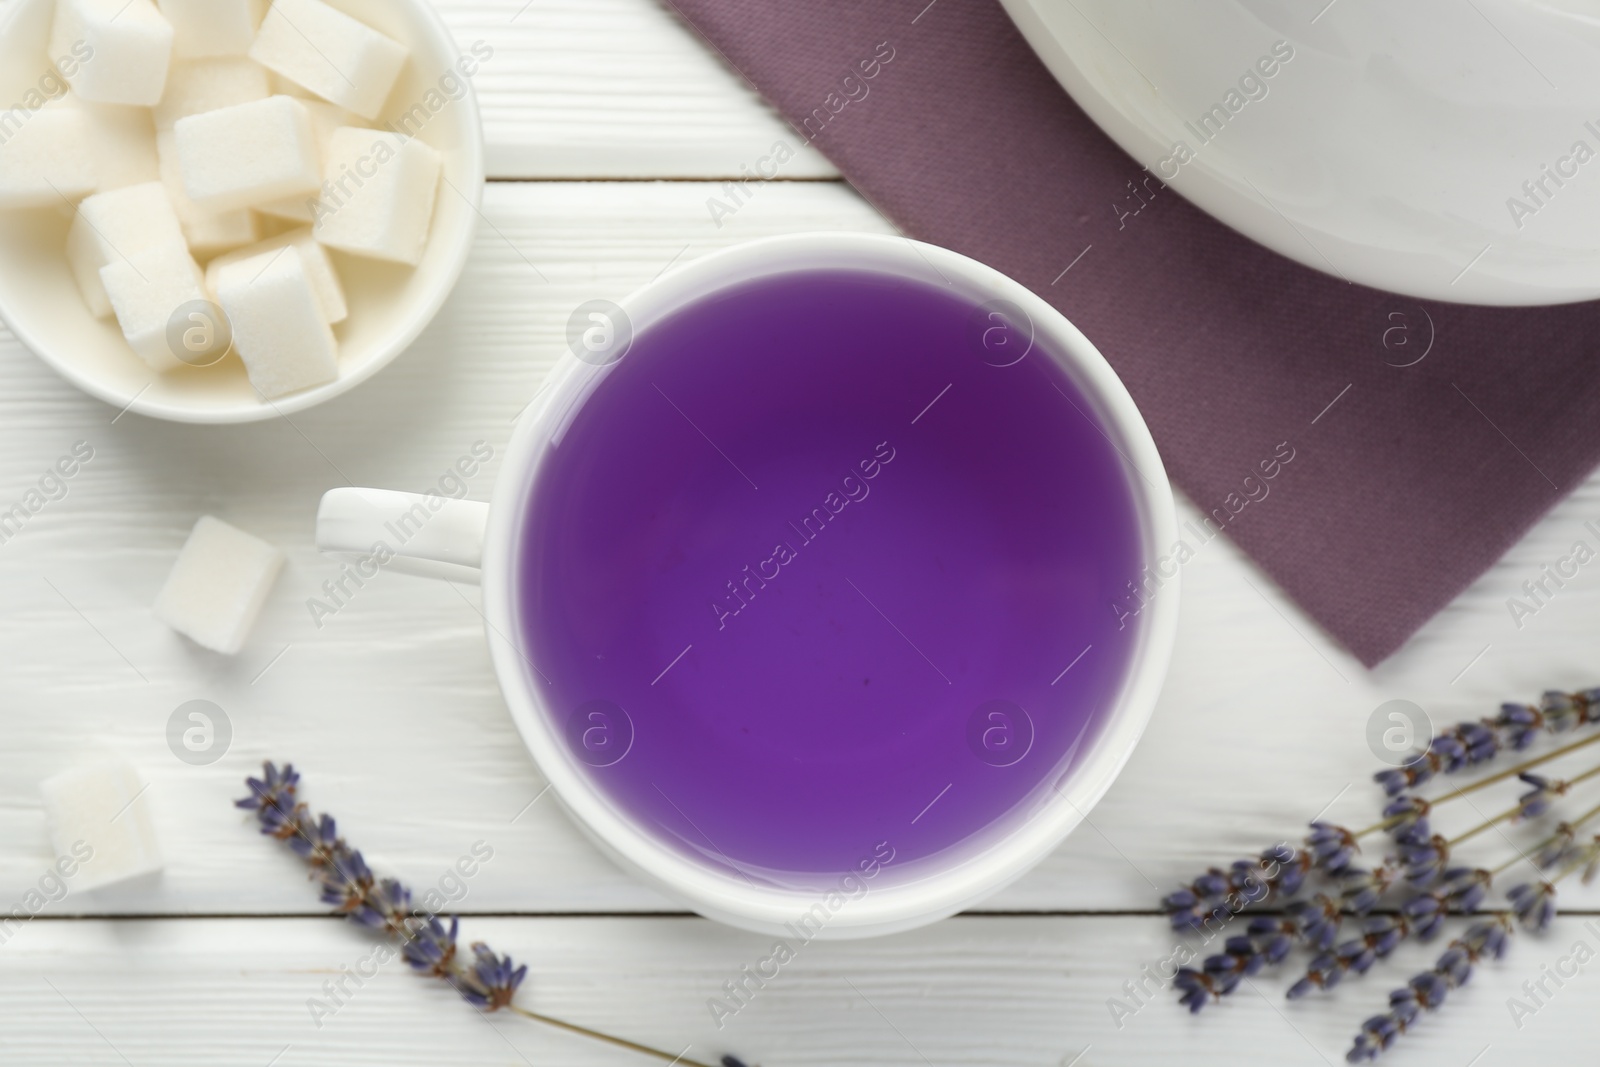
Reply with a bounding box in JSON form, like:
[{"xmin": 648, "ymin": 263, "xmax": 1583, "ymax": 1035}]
[{"xmin": 317, "ymin": 233, "xmax": 1180, "ymax": 938}]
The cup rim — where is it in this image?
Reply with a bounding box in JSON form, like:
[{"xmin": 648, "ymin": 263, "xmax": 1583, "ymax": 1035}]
[{"xmin": 482, "ymin": 233, "xmax": 1180, "ymax": 937}]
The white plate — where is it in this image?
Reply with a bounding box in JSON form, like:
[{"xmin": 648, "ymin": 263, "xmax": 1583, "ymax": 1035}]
[{"xmin": 1000, "ymin": 0, "xmax": 1600, "ymax": 306}]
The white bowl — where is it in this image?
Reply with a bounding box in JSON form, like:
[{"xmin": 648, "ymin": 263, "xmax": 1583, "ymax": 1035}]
[
  {"xmin": 0, "ymin": 0, "xmax": 484, "ymax": 423},
  {"xmin": 1002, "ymin": 0, "xmax": 1600, "ymax": 306}
]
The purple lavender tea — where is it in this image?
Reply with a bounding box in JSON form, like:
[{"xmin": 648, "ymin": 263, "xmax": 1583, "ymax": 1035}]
[{"xmin": 515, "ymin": 266, "xmax": 1145, "ymax": 882}]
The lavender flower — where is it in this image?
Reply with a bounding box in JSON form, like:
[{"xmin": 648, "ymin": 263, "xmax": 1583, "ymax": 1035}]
[
  {"xmin": 453, "ymin": 942, "xmax": 530, "ymax": 1011},
  {"xmin": 1507, "ymin": 881, "xmax": 1558, "ymax": 932},
  {"xmin": 1398, "ymin": 893, "xmax": 1446, "ymax": 943},
  {"xmin": 1538, "ymin": 690, "xmax": 1599, "ymax": 733},
  {"xmin": 1516, "ymin": 773, "xmax": 1567, "ymax": 820},
  {"xmin": 1344, "ymin": 918, "xmax": 1511, "ymax": 1062},
  {"xmin": 1333, "ymin": 865, "xmax": 1394, "ymax": 914},
  {"xmin": 1174, "ymin": 967, "xmax": 1238, "ymax": 1013},
  {"xmin": 1163, "ymin": 842, "xmax": 1307, "ymax": 932},
  {"xmin": 1396, "ymin": 834, "xmax": 1450, "ymax": 890},
  {"xmin": 1285, "ymin": 864, "xmax": 1490, "ymax": 1002},
  {"xmin": 1287, "ymin": 894, "xmax": 1344, "ymax": 951},
  {"xmin": 1536, "ymin": 824, "xmax": 1578, "ymax": 869},
  {"xmin": 1197, "ymin": 917, "xmax": 1296, "ymax": 982},
  {"xmin": 238, "ymin": 762, "xmax": 526, "ymax": 1010},
  {"xmin": 1306, "ymin": 823, "xmax": 1358, "ymax": 874},
  {"xmin": 1170, "ymin": 686, "xmax": 1600, "ymax": 1050},
  {"xmin": 1437, "ymin": 867, "xmax": 1491, "ymax": 913},
  {"xmin": 1374, "ymin": 689, "xmax": 1600, "ymax": 796},
  {"xmin": 1173, "ymin": 914, "xmax": 1296, "ymax": 1013},
  {"xmin": 1496, "ymin": 701, "xmax": 1543, "ymax": 750},
  {"xmin": 1379, "ymin": 796, "xmax": 1431, "ymax": 846},
  {"xmin": 1287, "ymin": 915, "xmax": 1407, "ymax": 999}
]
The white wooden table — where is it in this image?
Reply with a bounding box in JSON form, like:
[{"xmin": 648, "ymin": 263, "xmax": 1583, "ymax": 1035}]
[{"xmin": 2, "ymin": 2, "xmax": 1598, "ymax": 1064}]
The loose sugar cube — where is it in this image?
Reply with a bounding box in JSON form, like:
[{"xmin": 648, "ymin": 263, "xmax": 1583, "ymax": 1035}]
[
  {"xmin": 207, "ymin": 229, "xmax": 347, "ymax": 324},
  {"xmin": 67, "ymin": 182, "xmax": 188, "ymax": 318},
  {"xmin": 217, "ymin": 247, "xmax": 339, "ymax": 398},
  {"xmin": 156, "ymin": 129, "xmax": 262, "ymax": 255},
  {"xmin": 173, "ymin": 95, "xmax": 320, "ymax": 212},
  {"xmin": 0, "ymin": 107, "xmax": 97, "ymax": 208},
  {"xmin": 315, "ymin": 129, "xmax": 440, "ymax": 266},
  {"xmin": 250, "ymin": 0, "xmax": 407, "ymax": 120},
  {"xmin": 258, "ymin": 99, "xmax": 362, "ymax": 222},
  {"xmin": 153, "ymin": 58, "xmax": 271, "ymax": 130},
  {"xmin": 51, "ymin": 0, "xmax": 175, "ymax": 107},
  {"xmin": 157, "ymin": 0, "xmax": 260, "ymax": 58},
  {"xmin": 39, "ymin": 761, "xmax": 163, "ymax": 892},
  {"xmin": 100, "ymin": 243, "xmax": 209, "ymax": 372},
  {"xmin": 69, "ymin": 102, "xmax": 161, "ymax": 192},
  {"xmin": 154, "ymin": 516, "xmax": 284, "ymax": 654}
]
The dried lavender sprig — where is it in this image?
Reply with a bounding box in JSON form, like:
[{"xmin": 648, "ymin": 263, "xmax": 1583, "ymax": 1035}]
[
  {"xmin": 1285, "ymin": 914, "xmax": 1409, "ymax": 999},
  {"xmin": 238, "ymin": 762, "xmax": 736, "ymax": 1067},
  {"xmin": 1172, "ymin": 865, "xmax": 1400, "ymax": 1013},
  {"xmin": 1291, "ymin": 797, "xmax": 1600, "ymax": 1003},
  {"xmin": 1345, "ymin": 917, "xmax": 1513, "ymax": 1063},
  {"xmin": 1165, "ymin": 826, "xmax": 1402, "ymax": 1011},
  {"xmin": 1172, "ymin": 691, "xmax": 1600, "ymax": 932},
  {"xmin": 1162, "ymin": 842, "xmax": 1307, "ymax": 932},
  {"xmin": 1374, "ymin": 689, "xmax": 1600, "ymax": 797},
  {"xmin": 1345, "ymin": 840, "xmax": 1600, "ymax": 1062},
  {"xmin": 1178, "ymin": 784, "xmax": 1600, "ymax": 1012},
  {"xmin": 1285, "ymin": 868, "xmax": 1489, "ymax": 999}
]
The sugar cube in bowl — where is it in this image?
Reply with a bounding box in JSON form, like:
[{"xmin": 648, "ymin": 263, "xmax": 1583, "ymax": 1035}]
[{"xmin": 0, "ymin": 0, "xmax": 484, "ymax": 424}]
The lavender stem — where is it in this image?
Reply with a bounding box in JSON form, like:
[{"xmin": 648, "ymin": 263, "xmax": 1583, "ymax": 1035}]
[{"xmin": 507, "ymin": 1007, "xmax": 725, "ymax": 1067}]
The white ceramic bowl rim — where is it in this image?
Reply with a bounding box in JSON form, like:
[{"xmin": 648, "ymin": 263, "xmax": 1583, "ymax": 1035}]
[
  {"xmin": 481, "ymin": 233, "xmax": 1181, "ymax": 936},
  {"xmin": 999, "ymin": 0, "xmax": 1600, "ymax": 307}
]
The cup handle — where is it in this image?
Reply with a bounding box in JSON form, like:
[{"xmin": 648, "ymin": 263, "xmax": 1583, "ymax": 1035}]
[{"xmin": 316, "ymin": 488, "xmax": 491, "ymax": 585}]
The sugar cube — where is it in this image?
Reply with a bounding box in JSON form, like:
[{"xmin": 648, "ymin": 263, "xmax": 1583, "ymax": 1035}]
[
  {"xmin": 154, "ymin": 516, "xmax": 284, "ymax": 653},
  {"xmin": 100, "ymin": 243, "xmax": 209, "ymax": 372},
  {"xmin": 155, "ymin": 129, "xmax": 260, "ymax": 256},
  {"xmin": 314, "ymin": 129, "xmax": 440, "ymax": 266},
  {"xmin": 39, "ymin": 761, "xmax": 163, "ymax": 893},
  {"xmin": 0, "ymin": 106, "xmax": 97, "ymax": 209},
  {"xmin": 258, "ymin": 99, "xmax": 362, "ymax": 222},
  {"xmin": 173, "ymin": 95, "xmax": 320, "ymax": 212},
  {"xmin": 67, "ymin": 182, "xmax": 188, "ymax": 319},
  {"xmin": 207, "ymin": 229, "xmax": 347, "ymax": 324},
  {"xmin": 51, "ymin": 0, "xmax": 175, "ymax": 108},
  {"xmin": 217, "ymin": 247, "xmax": 339, "ymax": 399},
  {"xmin": 268, "ymin": 70, "xmax": 314, "ymax": 99},
  {"xmin": 70, "ymin": 102, "xmax": 161, "ymax": 192},
  {"xmin": 250, "ymin": 0, "xmax": 407, "ymax": 120},
  {"xmin": 157, "ymin": 0, "xmax": 260, "ymax": 59},
  {"xmin": 153, "ymin": 58, "xmax": 271, "ymax": 130}
]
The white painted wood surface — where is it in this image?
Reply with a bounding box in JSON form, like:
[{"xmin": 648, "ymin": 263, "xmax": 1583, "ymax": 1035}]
[
  {"xmin": 3, "ymin": 916, "xmax": 1596, "ymax": 1065},
  {"xmin": 437, "ymin": 0, "xmax": 839, "ymax": 180},
  {"xmin": 3, "ymin": 1, "xmax": 1600, "ymax": 1064}
]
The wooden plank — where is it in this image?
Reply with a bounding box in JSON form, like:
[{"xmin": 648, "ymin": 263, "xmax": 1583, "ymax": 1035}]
[
  {"xmin": 433, "ymin": 0, "xmax": 840, "ymax": 179},
  {"xmin": 4, "ymin": 181, "xmax": 1600, "ymax": 920},
  {"xmin": 0, "ymin": 914, "xmax": 1588, "ymax": 1065}
]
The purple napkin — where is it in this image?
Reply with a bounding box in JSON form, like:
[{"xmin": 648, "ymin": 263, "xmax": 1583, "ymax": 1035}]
[{"xmin": 661, "ymin": 0, "xmax": 1600, "ymax": 666}]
